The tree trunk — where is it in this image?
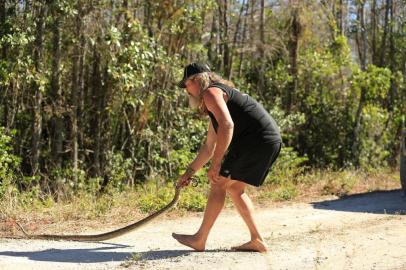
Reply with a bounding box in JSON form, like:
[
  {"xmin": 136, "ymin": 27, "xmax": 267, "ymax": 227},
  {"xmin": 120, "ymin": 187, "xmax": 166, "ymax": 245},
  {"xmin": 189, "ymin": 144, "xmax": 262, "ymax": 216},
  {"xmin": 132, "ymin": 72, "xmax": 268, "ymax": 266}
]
[
  {"xmin": 237, "ymin": 1, "xmax": 249, "ymax": 78},
  {"xmin": 371, "ymin": 0, "xmax": 378, "ymax": 65},
  {"xmin": 387, "ymin": 0, "xmax": 396, "ymax": 110},
  {"xmin": 229, "ymin": 0, "xmax": 246, "ymax": 80},
  {"xmin": 207, "ymin": 15, "xmax": 217, "ymax": 65},
  {"xmin": 352, "ymin": 1, "xmax": 367, "ymax": 165},
  {"xmin": 0, "ymin": 1, "xmax": 7, "ymax": 128},
  {"xmin": 337, "ymin": 0, "xmax": 344, "ymax": 34},
  {"xmin": 78, "ymin": 22, "xmax": 86, "ymax": 166},
  {"xmin": 379, "ymin": 0, "xmax": 390, "ymax": 67},
  {"xmin": 218, "ymin": 0, "xmax": 231, "ymax": 78},
  {"xmin": 249, "ymin": 0, "xmax": 256, "ymax": 72},
  {"xmin": 144, "ymin": 1, "xmax": 153, "ymax": 37},
  {"xmin": 71, "ymin": 0, "xmax": 84, "ymax": 183},
  {"xmin": 257, "ymin": 0, "xmax": 266, "ymax": 93},
  {"xmin": 50, "ymin": 2, "xmax": 63, "ymax": 172},
  {"xmin": 31, "ymin": 3, "xmax": 47, "ymax": 176},
  {"xmin": 286, "ymin": 1, "xmax": 300, "ymax": 112},
  {"xmin": 91, "ymin": 46, "xmax": 102, "ymax": 177}
]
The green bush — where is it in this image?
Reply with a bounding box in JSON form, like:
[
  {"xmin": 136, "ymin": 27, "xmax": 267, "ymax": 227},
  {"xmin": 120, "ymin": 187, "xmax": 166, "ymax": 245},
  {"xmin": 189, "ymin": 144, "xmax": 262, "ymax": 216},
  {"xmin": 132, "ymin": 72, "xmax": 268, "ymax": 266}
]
[
  {"xmin": 178, "ymin": 185, "xmax": 208, "ymax": 211},
  {"xmin": 0, "ymin": 127, "xmax": 21, "ymax": 199},
  {"xmin": 266, "ymin": 146, "xmax": 308, "ymax": 186},
  {"xmin": 260, "ymin": 183, "xmax": 298, "ymax": 201},
  {"xmin": 136, "ymin": 182, "xmax": 175, "ymax": 213}
]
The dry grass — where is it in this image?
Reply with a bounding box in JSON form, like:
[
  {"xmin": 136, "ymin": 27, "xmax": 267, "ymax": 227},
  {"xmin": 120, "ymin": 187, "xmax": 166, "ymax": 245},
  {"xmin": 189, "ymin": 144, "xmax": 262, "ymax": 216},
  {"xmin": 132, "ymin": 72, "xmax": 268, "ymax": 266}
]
[
  {"xmin": 0, "ymin": 168, "xmax": 401, "ymax": 238},
  {"xmin": 249, "ymin": 167, "xmax": 400, "ymax": 205}
]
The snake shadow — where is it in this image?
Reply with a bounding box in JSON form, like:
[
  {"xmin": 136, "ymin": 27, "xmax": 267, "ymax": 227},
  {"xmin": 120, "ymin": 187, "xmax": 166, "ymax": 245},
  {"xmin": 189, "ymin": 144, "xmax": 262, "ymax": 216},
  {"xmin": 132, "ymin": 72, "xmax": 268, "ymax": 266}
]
[
  {"xmin": 311, "ymin": 189, "xmax": 406, "ymax": 214},
  {"xmin": 0, "ymin": 245, "xmax": 134, "ymax": 263}
]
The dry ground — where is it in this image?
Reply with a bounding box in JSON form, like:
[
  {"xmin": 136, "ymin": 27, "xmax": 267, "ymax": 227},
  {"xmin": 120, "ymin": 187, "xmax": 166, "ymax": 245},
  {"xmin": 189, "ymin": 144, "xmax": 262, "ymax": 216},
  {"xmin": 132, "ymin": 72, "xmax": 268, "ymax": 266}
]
[{"xmin": 1, "ymin": 188, "xmax": 406, "ymax": 270}]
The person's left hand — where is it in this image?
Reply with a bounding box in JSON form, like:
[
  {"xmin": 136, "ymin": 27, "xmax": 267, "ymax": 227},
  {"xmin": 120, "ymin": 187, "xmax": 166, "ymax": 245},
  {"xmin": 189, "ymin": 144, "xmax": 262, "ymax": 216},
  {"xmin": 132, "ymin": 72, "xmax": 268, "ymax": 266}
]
[{"xmin": 208, "ymin": 161, "xmax": 221, "ymax": 184}]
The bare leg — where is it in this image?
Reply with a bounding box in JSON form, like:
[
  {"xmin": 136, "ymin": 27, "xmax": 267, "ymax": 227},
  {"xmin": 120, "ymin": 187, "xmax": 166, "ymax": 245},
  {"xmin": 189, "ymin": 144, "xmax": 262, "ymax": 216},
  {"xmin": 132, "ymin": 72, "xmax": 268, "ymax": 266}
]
[
  {"xmin": 172, "ymin": 179, "xmax": 228, "ymax": 251},
  {"xmin": 227, "ymin": 180, "xmax": 268, "ymax": 253}
]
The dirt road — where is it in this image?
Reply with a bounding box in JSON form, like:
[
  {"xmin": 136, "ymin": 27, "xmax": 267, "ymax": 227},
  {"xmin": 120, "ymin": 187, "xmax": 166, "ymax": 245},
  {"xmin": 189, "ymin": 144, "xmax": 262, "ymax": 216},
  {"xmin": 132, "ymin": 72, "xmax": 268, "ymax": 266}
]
[{"xmin": 1, "ymin": 189, "xmax": 406, "ymax": 270}]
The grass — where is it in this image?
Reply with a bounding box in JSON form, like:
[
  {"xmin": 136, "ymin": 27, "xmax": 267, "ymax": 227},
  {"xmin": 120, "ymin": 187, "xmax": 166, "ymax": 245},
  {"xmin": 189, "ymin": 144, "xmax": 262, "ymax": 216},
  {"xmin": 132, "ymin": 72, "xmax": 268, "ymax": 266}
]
[
  {"xmin": 120, "ymin": 252, "xmax": 143, "ymax": 268},
  {"xmin": 0, "ymin": 167, "xmax": 401, "ymax": 237},
  {"xmin": 254, "ymin": 167, "xmax": 400, "ymax": 205},
  {"xmin": 258, "ymin": 182, "xmax": 298, "ymax": 201}
]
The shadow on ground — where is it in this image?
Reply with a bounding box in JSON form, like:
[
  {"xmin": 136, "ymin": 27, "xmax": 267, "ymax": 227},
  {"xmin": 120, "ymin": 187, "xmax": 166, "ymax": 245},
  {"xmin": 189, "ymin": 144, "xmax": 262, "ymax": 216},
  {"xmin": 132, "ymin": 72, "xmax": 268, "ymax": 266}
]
[
  {"xmin": 311, "ymin": 189, "xmax": 406, "ymax": 214},
  {"xmin": 0, "ymin": 246, "xmax": 134, "ymax": 263},
  {"xmin": 137, "ymin": 248, "xmax": 237, "ymax": 261},
  {"xmin": 0, "ymin": 244, "xmax": 237, "ymax": 263}
]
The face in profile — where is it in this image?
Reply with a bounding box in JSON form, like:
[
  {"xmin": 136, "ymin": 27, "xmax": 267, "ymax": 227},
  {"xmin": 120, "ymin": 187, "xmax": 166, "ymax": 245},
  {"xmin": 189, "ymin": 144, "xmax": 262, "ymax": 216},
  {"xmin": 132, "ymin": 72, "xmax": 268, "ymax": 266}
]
[{"xmin": 185, "ymin": 79, "xmax": 202, "ymax": 110}]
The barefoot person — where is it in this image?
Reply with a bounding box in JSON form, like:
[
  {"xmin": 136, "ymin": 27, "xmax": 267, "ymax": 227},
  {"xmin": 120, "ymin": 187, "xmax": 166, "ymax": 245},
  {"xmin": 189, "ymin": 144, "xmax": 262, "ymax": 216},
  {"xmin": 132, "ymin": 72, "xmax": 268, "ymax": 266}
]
[{"xmin": 172, "ymin": 62, "xmax": 282, "ymax": 253}]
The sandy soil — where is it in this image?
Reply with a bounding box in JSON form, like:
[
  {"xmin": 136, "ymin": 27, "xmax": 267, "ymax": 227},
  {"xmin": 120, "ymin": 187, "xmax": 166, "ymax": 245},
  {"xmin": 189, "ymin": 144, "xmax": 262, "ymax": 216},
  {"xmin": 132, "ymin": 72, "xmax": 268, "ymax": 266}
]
[{"xmin": 1, "ymin": 189, "xmax": 406, "ymax": 270}]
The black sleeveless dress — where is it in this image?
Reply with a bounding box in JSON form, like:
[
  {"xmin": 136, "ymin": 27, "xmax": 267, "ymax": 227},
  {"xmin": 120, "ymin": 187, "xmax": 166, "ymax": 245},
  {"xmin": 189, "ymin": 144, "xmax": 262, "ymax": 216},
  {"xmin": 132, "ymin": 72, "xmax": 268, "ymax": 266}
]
[{"xmin": 207, "ymin": 82, "xmax": 282, "ymax": 187}]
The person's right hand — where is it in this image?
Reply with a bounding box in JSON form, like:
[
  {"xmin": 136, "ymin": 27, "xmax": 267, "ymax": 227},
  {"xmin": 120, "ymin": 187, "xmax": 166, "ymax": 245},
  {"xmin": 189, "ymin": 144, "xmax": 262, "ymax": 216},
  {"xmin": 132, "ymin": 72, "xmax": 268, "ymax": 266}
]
[{"xmin": 176, "ymin": 173, "xmax": 193, "ymax": 188}]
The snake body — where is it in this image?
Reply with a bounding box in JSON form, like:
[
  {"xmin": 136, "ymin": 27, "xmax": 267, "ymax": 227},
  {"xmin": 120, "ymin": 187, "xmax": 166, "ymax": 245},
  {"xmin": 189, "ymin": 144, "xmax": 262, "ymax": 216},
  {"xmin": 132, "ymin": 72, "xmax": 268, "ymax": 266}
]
[{"xmin": 15, "ymin": 186, "xmax": 181, "ymax": 241}]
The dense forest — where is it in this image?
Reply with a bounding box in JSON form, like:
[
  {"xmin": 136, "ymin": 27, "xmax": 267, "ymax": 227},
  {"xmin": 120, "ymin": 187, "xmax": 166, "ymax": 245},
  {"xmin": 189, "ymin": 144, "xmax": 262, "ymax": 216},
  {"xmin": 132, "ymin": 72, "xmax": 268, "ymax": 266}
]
[{"xmin": 0, "ymin": 0, "xmax": 405, "ymax": 195}]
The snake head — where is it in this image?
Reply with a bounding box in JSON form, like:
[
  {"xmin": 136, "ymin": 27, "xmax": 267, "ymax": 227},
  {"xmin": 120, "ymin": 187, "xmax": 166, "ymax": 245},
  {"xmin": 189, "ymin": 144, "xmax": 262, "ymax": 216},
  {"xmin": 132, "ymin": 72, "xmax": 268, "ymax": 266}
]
[{"xmin": 174, "ymin": 176, "xmax": 199, "ymax": 189}]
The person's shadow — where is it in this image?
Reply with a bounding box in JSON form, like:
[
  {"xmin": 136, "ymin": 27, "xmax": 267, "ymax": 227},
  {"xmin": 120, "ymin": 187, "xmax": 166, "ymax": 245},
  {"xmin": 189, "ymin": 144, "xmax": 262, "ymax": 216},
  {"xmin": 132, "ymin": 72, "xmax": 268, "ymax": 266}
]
[
  {"xmin": 0, "ymin": 241, "xmax": 233, "ymax": 264},
  {"xmin": 311, "ymin": 189, "xmax": 406, "ymax": 214}
]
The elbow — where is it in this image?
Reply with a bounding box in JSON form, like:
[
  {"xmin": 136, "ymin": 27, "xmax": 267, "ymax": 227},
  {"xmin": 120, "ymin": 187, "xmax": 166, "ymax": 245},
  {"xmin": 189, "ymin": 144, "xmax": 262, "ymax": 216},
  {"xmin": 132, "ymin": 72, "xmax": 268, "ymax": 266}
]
[
  {"xmin": 203, "ymin": 142, "xmax": 216, "ymax": 157},
  {"xmin": 220, "ymin": 120, "xmax": 234, "ymax": 130},
  {"xmin": 206, "ymin": 144, "xmax": 216, "ymax": 157},
  {"xmin": 208, "ymin": 149, "xmax": 215, "ymax": 158}
]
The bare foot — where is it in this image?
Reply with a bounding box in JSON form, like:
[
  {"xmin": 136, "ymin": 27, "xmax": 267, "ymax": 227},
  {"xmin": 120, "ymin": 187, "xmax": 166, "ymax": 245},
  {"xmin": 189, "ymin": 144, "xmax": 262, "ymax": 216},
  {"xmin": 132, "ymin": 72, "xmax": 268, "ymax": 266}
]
[
  {"xmin": 231, "ymin": 238, "xmax": 268, "ymax": 253},
  {"xmin": 172, "ymin": 233, "xmax": 206, "ymax": 251}
]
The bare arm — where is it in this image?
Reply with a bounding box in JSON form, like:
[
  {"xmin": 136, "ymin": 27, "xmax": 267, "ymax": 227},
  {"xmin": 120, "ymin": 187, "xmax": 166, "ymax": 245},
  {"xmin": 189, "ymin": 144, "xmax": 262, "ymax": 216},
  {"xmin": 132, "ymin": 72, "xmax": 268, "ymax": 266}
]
[
  {"xmin": 177, "ymin": 88, "xmax": 233, "ymax": 187},
  {"xmin": 187, "ymin": 121, "xmax": 217, "ymax": 173},
  {"xmin": 203, "ymin": 87, "xmax": 234, "ymax": 166}
]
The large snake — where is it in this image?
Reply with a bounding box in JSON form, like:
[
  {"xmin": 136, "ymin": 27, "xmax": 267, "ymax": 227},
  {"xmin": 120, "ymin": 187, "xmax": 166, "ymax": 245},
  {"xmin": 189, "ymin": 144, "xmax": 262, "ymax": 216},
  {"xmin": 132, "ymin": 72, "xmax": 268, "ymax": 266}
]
[{"xmin": 13, "ymin": 181, "xmax": 195, "ymax": 241}]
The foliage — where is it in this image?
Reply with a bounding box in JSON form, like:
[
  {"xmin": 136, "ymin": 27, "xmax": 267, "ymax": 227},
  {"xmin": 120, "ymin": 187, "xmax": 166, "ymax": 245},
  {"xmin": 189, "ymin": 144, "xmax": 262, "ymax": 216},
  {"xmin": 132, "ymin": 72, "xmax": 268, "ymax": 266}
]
[
  {"xmin": 0, "ymin": 127, "xmax": 21, "ymax": 199},
  {"xmin": 0, "ymin": 0, "xmax": 404, "ymax": 204}
]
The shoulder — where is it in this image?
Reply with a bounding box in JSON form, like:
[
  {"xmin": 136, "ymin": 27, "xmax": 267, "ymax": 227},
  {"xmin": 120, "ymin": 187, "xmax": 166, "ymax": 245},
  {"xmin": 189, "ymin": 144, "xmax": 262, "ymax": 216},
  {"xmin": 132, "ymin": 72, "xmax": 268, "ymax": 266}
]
[
  {"xmin": 202, "ymin": 87, "xmax": 228, "ymax": 113},
  {"xmin": 202, "ymin": 87, "xmax": 223, "ymax": 102}
]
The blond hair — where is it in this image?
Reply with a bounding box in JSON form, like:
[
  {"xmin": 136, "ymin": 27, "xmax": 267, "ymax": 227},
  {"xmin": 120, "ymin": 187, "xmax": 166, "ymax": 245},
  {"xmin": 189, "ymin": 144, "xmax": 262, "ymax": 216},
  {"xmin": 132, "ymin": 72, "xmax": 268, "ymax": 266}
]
[{"xmin": 187, "ymin": 72, "xmax": 235, "ymax": 115}]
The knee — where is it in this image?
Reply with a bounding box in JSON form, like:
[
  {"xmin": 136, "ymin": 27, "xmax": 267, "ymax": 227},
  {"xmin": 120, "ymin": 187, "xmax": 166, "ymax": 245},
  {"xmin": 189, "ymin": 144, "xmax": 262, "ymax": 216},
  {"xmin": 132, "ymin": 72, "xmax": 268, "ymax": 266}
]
[
  {"xmin": 210, "ymin": 176, "xmax": 228, "ymax": 192},
  {"xmin": 227, "ymin": 183, "xmax": 245, "ymax": 199}
]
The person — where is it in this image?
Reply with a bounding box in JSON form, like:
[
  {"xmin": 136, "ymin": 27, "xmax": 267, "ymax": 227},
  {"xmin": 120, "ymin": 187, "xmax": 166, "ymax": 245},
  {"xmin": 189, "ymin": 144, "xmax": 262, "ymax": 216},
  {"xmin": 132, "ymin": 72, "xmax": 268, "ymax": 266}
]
[{"xmin": 172, "ymin": 62, "xmax": 282, "ymax": 253}]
